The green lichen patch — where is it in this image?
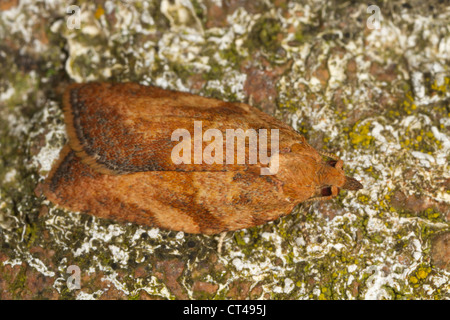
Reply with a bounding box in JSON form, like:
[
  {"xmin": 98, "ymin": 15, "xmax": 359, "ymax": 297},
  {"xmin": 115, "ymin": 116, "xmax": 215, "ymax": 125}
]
[{"xmin": 247, "ymin": 17, "xmax": 282, "ymax": 52}]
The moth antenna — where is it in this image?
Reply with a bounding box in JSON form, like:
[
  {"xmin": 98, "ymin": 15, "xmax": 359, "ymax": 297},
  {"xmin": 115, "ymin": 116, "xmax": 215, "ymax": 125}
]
[
  {"xmin": 303, "ymin": 194, "xmax": 335, "ymax": 202},
  {"xmin": 317, "ymin": 150, "xmax": 341, "ymax": 161}
]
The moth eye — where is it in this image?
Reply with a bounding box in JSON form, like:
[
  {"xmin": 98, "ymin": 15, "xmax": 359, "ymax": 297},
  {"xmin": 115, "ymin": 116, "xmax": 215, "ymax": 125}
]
[
  {"xmin": 327, "ymin": 160, "xmax": 339, "ymax": 168},
  {"xmin": 321, "ymin": 186, "xmax": 332, "ymax": 196},
  {"xmin": 321, "ymin": 186, "xmax": 341, "ymax": 197}
]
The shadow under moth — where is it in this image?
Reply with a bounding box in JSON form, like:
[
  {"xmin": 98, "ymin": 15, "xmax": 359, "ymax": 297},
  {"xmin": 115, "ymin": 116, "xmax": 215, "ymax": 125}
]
[{"xmin": 43, "ymin": 82, "xmax": 362, "ymax": 235}]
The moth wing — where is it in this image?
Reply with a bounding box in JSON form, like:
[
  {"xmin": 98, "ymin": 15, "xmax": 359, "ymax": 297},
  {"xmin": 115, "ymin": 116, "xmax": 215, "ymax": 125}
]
[
  {"xmin": 43, "ymin": 146, "xmax": 300, "ymax": 234},
  {"xmin": 63, "ymin": 82, "xmax": 303, "ymax": 174}
]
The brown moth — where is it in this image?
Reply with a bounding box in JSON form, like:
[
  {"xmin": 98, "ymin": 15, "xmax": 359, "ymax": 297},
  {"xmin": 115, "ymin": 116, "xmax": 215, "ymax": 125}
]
[{"xmin": 43, "ymin": 82, "xmax": 362, "ymax": 235}]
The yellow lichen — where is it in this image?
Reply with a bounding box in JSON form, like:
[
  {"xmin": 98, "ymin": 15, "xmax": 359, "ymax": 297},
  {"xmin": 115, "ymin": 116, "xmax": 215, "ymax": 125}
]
[
  {"xmin": 409, "ymin": 276, "xmax": 418, "ymax": 284},
  {"xmin": 95, "ymin": 6, "xmax": 104, "ymax": 19},
  {"xmin": 417, "ymin": 268, "xmax": 428, "ymax": 280},
  {"xmin": 348, "ymin": 121, "xmax": 373, "ymax": 148}
]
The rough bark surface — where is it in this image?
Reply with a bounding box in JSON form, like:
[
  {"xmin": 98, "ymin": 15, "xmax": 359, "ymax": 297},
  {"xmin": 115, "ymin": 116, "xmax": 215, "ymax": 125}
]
[{"xmin": 0, "ymin": 0, "xmax": 449, "ymax": 299}]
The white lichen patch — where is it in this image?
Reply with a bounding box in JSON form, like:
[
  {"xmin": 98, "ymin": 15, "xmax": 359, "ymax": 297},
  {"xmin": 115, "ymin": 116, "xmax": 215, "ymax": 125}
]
[
  {"xmin": 161, "ymin": 0, "xmax": 203, "ymax": 34},
  {"xmin": 31, "ymin": 101, "xmax": 67, "ymax": 177},
  {"xmin": 108, "ymin": 245, "xmax": 129, "ymax": 266}
]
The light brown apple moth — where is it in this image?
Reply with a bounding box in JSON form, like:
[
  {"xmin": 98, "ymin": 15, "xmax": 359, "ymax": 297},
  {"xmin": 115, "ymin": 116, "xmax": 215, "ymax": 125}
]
[{"xmin": 43, "ymin": 82, "xmax": 362, "ymax": 234}]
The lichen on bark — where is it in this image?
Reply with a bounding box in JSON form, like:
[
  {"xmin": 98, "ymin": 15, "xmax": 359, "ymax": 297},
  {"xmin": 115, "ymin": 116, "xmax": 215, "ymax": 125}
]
[{"xmin": 0, "ymin": 0, "xmax": 449, "ymax": 300}]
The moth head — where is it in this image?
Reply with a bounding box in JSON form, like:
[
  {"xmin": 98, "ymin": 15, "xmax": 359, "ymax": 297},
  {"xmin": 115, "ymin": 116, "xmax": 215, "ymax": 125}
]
[{"xmin": 318, "ymin": 159, "xmax": 363, "ymax": 199}]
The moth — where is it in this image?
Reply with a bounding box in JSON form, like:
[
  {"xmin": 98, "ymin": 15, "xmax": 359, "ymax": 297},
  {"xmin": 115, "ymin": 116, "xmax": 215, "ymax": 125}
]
[{"xmin": 43, "ymin": 82, "xmax": 362, "ymax": 235}]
